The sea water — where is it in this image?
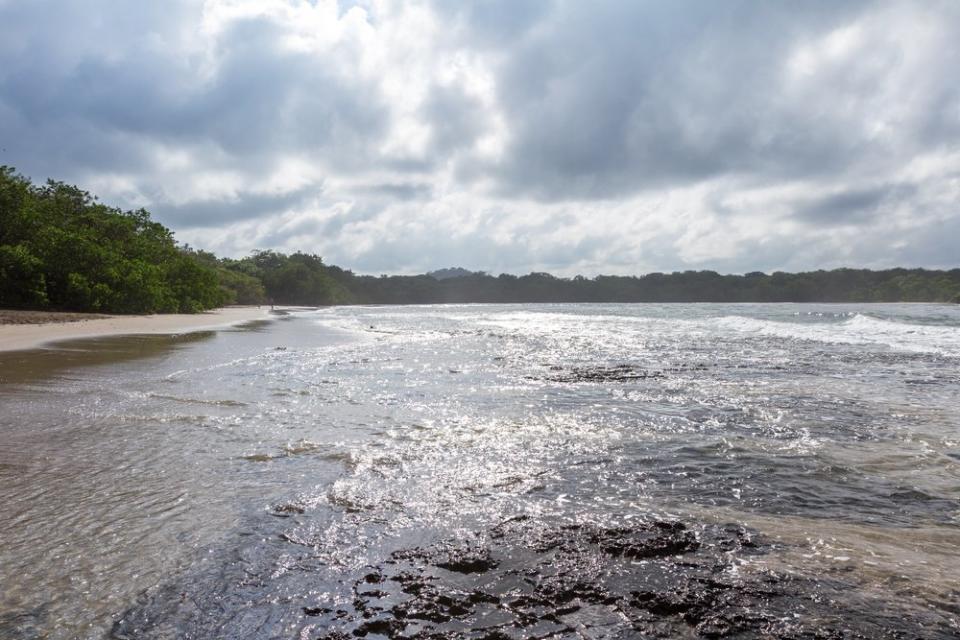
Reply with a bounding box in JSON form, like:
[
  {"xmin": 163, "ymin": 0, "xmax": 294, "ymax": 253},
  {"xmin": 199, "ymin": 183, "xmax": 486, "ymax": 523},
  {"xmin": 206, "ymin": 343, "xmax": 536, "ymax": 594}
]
[{"xmin": 1, "ymin": 303, "xmax": 958, "ymax": 638}]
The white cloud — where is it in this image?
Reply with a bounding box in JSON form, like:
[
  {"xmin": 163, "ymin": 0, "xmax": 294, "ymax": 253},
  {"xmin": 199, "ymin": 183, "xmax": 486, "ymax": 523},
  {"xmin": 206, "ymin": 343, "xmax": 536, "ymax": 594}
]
[{"xmin": 1, "ymin": 0, "xmax": 958, "ymax": 275}]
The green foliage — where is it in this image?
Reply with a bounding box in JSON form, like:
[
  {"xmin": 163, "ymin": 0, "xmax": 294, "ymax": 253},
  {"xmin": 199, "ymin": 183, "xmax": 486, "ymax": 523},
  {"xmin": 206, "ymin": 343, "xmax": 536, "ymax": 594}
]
[
  {"xmin": 0, "ymin": 244, "xmax": 48, "ymax": 307},
  {"xmin": 216, "ymin": 267, "xmax": 267, "ymax": 305},
  {"xmin": 221, "ymin": 251, "xmax": 351, "ymax": 306},
  {"xmin": 0, "ymin": 167, "xmax": 229, "ymax": 313}
]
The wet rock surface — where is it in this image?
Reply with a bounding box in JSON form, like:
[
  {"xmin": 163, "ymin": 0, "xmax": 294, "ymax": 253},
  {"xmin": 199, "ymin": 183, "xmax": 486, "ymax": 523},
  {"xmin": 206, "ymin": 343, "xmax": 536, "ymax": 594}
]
[
  {"xmin": 112, "ymin": 515, "xmax": 957, "ymax": 639},
  {"xmin": 530, "ymin": 364, "xmax": 665, "ymax": 383},
  {"xmin": 0, "ymin": 608, "xmax": 45, "ymax": 640}
]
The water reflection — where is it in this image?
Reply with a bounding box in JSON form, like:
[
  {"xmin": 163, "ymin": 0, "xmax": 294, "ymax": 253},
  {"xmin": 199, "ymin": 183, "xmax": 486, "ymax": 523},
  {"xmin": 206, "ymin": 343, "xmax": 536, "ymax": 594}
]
[{"xmin": 2, "ymin": 304, "xmax": 959, "ymax": 638}]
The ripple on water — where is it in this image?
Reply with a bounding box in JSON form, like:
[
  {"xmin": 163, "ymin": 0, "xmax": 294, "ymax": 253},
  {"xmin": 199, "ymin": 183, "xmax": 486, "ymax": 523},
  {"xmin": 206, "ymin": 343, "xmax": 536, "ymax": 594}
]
[{"xmin": 4, "ymin": 303, "xmax": 960, "ymax": 638}]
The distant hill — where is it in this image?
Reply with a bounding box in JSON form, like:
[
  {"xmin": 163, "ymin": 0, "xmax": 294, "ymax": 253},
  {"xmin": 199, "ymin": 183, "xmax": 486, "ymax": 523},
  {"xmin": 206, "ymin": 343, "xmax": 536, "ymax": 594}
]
[{"xmin": 426, "ymin": 267, "xmax": 479, "ymax": 280}]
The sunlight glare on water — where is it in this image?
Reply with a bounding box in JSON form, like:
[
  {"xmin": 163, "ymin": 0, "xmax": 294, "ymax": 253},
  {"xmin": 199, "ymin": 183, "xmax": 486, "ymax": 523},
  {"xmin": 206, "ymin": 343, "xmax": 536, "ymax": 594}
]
[{"xmin": 1, "ymin": 303, "xmax": 959, "ymax": 638}]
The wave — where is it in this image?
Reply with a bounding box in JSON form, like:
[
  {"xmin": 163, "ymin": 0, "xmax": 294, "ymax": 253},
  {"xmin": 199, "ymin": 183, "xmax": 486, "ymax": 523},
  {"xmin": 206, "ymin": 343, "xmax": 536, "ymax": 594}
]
[
  {"xmin": 312, "ymin": 305, "xmax": 960, "ymax": 357},
  {"xmin": 147, "ymin": 393, "xmax": 248, "ymax": 407},
  {"xmin": 716, "ymin": 314, "xmax": 960, "ymax": 356}
]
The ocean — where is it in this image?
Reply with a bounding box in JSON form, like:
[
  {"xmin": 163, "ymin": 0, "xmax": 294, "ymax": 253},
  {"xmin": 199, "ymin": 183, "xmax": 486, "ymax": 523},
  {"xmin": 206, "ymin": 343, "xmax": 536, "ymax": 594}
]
[{"xmin": 1, "ymin": 303, "xmax": 959, "ymax": 638}]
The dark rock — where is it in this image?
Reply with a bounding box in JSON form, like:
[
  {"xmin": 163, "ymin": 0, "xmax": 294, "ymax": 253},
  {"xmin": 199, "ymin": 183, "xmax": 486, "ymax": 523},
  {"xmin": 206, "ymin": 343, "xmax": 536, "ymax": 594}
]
[
  {"xmin": 111, "ymin": 516, "xmax": 960, "ymax": 639},
  {"xmin": 270, "ymin": 503, "xmax": 305, "ymax": 517},
  {"xmin": 528, "ymin": 364, "xmax": 664, "ymax": 383}
]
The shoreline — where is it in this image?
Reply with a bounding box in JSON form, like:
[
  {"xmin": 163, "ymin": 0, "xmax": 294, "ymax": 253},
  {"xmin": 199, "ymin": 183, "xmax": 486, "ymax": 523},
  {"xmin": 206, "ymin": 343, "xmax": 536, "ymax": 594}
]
[{"xmin": 0, "ymin": 306, "xmax": 274, "ymax": 353}]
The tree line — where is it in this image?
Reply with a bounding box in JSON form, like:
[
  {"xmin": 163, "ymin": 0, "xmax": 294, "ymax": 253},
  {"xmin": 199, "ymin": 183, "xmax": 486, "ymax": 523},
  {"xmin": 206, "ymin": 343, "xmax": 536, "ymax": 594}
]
[
  {"xmin": 327, "ymin": 267, "xmax": 960, "ymax": 305},
  {"xmin": 1, "ymin": 167, "xmax": 958, "ymax": 313},
  {"xmin": 0, "ymin": 167, "xmax": 354, "ymax": 313}
]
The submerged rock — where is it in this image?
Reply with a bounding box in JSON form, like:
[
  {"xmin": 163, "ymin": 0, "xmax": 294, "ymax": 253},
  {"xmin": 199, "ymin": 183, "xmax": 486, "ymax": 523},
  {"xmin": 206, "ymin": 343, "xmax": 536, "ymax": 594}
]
[
  {"xmin": 334, "ymin": 519, "xmax": 954, "ymax": 639},
  {"xmin": 113, "ymin": 516, "xmax": 958, "ymax": 639},
  {"xmin": 0, "ymin": 608, "xmax": 46, "ymax": 640},
  {"xmin": 529, "ymin": 364, "xmax": 664, "ymax": 383}
]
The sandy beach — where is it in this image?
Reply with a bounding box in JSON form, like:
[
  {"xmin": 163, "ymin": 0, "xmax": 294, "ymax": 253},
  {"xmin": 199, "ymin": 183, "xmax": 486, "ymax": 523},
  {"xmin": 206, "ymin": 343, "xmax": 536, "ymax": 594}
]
[{"xmin": 0, "ymin": 306, "xmax": 272, "ymax": 352}]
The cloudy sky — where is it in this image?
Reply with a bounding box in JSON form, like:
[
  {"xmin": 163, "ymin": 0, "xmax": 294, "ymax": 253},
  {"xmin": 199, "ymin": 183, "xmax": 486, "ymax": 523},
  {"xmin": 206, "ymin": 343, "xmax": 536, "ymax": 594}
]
[{"xmin": 1, "ymin": 0, "xmax": 958, "ymax": 275}]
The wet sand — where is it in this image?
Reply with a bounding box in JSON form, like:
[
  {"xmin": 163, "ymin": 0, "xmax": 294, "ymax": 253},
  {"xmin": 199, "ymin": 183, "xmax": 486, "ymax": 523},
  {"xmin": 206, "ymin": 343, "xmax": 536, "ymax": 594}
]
[{"xmin": 0, "ymin": 306, "xmax": 272, "ymax": 353}]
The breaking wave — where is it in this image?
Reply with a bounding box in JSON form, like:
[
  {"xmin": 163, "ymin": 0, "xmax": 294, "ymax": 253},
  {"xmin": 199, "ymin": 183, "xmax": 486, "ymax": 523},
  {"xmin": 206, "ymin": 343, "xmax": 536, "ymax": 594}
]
[{"xmin": 716, "ymin": 313, "xmax": 960, "ymax": 356}]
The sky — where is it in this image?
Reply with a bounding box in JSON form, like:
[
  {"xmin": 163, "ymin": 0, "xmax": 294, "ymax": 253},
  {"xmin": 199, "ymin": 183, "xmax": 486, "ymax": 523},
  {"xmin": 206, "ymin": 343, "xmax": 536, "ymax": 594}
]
[{"xmin": 1, "ymin": 0, "xmax": 958, "ymax": 276}]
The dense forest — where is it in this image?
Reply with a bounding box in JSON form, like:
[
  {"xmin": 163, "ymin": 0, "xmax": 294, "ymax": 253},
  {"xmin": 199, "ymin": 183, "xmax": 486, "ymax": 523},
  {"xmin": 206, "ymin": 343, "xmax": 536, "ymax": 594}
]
[
  {"xmin": 0, "ymin": 167, "xmax": 228, "ymax": 313},
  {"xmin": 327, "ymin": 266, "xmax": 960, "ymax": 305},
  {"xmin": 1, "ymin": 167, "xmax": 958, "ymax": 313}
]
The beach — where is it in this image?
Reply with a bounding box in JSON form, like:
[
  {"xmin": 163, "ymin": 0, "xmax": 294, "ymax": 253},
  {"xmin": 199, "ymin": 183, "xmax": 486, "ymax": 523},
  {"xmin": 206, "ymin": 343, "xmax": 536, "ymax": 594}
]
[{"xmin": 0, "ymin": 306, "xmax": 272, "ymax": 353}]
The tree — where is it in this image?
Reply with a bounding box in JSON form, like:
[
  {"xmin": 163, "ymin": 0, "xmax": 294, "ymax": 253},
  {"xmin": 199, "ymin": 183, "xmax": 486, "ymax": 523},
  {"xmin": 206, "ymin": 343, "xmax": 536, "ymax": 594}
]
[{"xmin": 0, "ymin": 168, "xmax": 230, "ymax": 313}]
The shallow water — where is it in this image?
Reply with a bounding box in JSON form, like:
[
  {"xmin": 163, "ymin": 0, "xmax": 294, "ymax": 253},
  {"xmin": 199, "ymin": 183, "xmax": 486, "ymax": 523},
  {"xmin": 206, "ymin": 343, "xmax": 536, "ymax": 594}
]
[{"xmin": 1, "ymin": 303, "xmax": 958, "ymax": 638}]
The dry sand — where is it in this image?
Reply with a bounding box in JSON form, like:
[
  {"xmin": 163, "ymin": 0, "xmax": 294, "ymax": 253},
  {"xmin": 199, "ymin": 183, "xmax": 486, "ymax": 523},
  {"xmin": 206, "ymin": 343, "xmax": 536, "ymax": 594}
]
[{"xmin": 0, "ymin": 306, "xmax": 272, "ymax": 352}]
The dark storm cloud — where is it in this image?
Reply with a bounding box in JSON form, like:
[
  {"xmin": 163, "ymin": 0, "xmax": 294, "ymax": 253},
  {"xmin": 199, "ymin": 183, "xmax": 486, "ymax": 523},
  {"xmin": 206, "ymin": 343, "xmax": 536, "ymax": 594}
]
[
  {"xmin": 484, "ymin": 0, "xmax": 912, "ymax": 200},
  {"xmin": 190, "ymin": 18, "xmax": 389, "ymax": 161},
  {"xmin": 0, "ymin": 0, "xmax": 391, "ymax": 187},
  {"xmin": 347, "ymin": 182, "xmax": 433, "ymax": 201},
  {"xmin": 894, "ymin": 216, "xmax": 960, "ymax": 269},
  {"xmin": 0, "ymin": 113, "xmax": 152, "ymax": 180},
  {"xmin": 795, "ymin": 184, "xmax": 918, "ymax": 226},
  {"xmin": 421, "ymin": 84, "xmax": 487, "ymax": 157},
  {"xmin": 0, "ymin": 0, "xmax": 197, "ymax": 177},
  {"xmin": 155, "ymin": 187, "xmax": 319, "ymax": 228},
  {"xmin": 427, "ymin": 0, "xmax": 551, "ymax": 48},
  {"xmin": 327, "ymin": 209, "xmax": 379, "ymax": 240}
]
